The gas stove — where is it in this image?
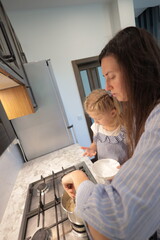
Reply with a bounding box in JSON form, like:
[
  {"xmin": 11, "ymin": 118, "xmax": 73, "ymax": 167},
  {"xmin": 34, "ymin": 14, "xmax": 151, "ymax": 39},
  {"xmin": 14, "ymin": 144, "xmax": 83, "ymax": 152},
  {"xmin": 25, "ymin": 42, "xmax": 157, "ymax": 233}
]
[{"xmin": 18, "ymin": 161, "xmax": 96, "ymax": 240}]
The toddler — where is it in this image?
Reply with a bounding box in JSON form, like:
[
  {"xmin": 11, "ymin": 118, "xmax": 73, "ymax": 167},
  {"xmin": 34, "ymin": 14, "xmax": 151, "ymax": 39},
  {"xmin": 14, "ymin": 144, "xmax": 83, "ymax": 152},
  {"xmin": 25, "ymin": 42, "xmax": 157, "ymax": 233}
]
[{"xmin": 81, "ymin": 89, "xmax": 128, "ymax": 165}]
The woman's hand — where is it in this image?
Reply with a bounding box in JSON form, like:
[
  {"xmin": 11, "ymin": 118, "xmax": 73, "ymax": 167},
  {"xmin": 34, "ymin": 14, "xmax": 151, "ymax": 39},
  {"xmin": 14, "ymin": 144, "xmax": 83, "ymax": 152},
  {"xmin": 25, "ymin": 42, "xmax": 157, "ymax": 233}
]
[
  {"xmin": 62, "ymin": 173, "xmax": 76, "ymax": 198},
  {"xmin": 62, "ymin": 170, "xmax": 89, "ymax": 198},
  {"xmin": 62, "ymin": 171, "xmax": 111, "ymax": 240}
]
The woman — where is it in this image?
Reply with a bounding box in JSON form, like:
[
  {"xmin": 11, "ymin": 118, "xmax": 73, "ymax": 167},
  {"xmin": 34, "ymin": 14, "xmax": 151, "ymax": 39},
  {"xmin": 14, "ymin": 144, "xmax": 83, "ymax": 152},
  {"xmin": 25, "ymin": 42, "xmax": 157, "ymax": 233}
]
[{"xmin": 62, "ymin": 27, "xmax": 160, "ymax": 240}]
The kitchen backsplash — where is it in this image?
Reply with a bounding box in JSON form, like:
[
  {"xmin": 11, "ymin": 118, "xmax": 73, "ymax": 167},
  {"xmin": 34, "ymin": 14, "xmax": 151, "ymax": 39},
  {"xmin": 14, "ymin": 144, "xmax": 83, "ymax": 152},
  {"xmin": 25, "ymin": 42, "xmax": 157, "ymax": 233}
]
[{"xmin": 0, "ymin": 141, "xmax": 24, "ymax": 222}]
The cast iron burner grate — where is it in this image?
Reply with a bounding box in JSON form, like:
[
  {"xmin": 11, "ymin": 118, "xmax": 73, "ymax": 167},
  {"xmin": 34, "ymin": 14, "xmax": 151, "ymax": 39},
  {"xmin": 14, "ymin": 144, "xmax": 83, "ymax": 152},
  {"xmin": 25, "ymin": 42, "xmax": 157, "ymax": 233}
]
[{"xmin": 19, "ymin": 162, "xmax": 96, "ymax": 240}]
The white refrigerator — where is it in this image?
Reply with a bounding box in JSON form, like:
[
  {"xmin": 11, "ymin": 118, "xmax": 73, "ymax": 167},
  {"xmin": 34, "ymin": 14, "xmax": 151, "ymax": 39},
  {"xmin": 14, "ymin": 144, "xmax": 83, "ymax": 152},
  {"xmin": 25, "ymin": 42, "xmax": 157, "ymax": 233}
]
[{"xmin": 11, "ymin": 60, "xmax": 74, "ymax": 161}]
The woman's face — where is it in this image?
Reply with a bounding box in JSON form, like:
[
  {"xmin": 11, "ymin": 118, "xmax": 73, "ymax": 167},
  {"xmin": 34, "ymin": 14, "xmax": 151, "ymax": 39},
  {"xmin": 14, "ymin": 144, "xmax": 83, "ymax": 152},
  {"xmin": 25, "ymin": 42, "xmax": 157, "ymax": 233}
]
[{"xmin": 101, "ymin": 56, "xmax": 128, "ymax": 101}]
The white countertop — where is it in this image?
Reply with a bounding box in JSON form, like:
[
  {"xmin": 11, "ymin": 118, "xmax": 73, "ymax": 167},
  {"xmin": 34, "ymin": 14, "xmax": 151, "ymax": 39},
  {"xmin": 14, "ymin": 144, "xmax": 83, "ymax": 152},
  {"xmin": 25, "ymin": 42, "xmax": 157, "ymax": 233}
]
[{"xmin": 0, "ymin": 144, "xmax": 96, "ymax": 240}]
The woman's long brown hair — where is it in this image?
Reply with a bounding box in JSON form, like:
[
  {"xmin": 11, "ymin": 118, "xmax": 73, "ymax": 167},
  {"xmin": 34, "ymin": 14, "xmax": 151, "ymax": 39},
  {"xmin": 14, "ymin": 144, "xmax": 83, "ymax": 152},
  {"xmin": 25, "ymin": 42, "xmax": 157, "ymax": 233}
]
[{"xmin": 99, "ymin": 27, "xmax": 160, "ymax": 156}]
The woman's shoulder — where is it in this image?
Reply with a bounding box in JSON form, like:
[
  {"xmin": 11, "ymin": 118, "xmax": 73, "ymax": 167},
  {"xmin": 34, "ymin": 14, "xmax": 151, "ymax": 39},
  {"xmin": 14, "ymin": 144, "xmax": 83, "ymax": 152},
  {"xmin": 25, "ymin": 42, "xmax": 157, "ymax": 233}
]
[
  {"xmin": 145, "ymin": 103, "xmax": 160, "ymax": 128},
  {"xmin": 150, "ymin": 103, "xmax": 160, "ymax": 115}
]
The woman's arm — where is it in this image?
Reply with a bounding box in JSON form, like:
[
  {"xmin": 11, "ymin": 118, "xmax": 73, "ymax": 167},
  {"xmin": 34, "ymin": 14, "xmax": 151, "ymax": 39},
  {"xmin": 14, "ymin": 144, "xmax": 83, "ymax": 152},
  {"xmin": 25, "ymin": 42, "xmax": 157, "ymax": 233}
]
[
  {"xmin": 88, "ymin": 225, "xmax": 111, "ymax": 240},
  {"xmin": 74, "ymin": 105, "xmax": 160, "ymax": 240},
  {"xmin": 62, "ymin": 170, "xmax": 111, "ymax": 240}
]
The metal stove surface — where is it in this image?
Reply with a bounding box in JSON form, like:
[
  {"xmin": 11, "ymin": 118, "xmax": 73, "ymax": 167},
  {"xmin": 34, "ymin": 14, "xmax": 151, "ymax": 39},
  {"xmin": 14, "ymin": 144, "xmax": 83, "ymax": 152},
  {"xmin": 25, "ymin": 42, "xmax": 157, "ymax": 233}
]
[{"xmin": 18, "ymin": 162, "xmax": 96, "ymax": 240}]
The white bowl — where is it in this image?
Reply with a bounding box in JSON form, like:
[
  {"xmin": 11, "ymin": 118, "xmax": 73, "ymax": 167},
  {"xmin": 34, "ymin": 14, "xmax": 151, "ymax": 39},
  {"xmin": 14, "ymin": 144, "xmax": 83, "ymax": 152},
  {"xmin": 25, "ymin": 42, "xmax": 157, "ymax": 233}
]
[{"xmin": 92, "ymin": 158, "xmax": 120, "ymax": 181}]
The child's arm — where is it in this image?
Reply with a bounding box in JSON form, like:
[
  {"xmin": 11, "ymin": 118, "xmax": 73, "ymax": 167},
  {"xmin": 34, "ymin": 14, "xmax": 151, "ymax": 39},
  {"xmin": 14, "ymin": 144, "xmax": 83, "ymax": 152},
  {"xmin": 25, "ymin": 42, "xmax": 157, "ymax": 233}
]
[{"xmin": 81, "ymin": 142, "xmax": 97, "ymax": 157}]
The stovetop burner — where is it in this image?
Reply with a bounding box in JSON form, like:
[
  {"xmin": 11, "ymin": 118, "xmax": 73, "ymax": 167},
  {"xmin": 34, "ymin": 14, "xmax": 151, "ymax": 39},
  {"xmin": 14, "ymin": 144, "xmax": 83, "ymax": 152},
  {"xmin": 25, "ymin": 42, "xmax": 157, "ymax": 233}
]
[
  {"xmin": 19, "ymin": 162, "xmax": 96, "ymax": 240},
  {"xmin": 32, "ymin": 228, "xmax": 50, "ymax": 240},
  {"xmin": 32, "ymin": 176, "xmax": 50, "ymax": 197},
  {"xmin": 36, "ymin": 182, "xmax": 49, "ymax": 195},
  {"xmin": 37, "ymin": 183, "xmax": 47, "ymax": 192}
]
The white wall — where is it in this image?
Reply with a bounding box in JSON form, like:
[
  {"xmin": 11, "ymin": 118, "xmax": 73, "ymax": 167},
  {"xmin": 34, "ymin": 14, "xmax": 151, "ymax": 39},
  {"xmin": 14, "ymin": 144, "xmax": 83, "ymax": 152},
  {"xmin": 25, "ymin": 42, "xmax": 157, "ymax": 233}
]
[
  {"xmin": 117, "ymin": 0, "xmax": 135, "ymax": 29},
  {"xmin": 109, "ymin": 0, "xmax": 121, "ymax": 35},
  {"xmin": 110, "ymin": 0, "xmax": 135, "ymax": 35},
  {"xmin": 6, "ymin": 1, "xmax": 135, "ymax": 148}
]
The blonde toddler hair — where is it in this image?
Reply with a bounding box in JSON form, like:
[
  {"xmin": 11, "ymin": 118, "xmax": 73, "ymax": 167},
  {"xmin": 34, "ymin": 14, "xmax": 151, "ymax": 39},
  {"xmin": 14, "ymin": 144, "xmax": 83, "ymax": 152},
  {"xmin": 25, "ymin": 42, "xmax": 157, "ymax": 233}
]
[{"xmin": 84, "ymin": 89, "xmax": 122, "ymax": 125}]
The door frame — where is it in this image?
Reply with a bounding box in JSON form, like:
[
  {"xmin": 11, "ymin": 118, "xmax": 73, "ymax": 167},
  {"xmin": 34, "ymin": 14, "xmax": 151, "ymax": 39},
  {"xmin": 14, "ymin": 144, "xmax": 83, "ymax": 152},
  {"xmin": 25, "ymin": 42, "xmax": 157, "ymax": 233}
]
[{"xmin": 72, "ymin": 56, "xmax": 100, "ymax": 140}]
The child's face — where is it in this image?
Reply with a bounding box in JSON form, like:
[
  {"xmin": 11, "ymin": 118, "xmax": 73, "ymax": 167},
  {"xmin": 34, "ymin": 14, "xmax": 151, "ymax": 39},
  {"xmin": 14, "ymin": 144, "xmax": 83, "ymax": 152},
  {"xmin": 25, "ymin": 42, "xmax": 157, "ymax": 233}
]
[{"xmin": 88, "ymin": 109, "xmax": 116, "ymax": 127}]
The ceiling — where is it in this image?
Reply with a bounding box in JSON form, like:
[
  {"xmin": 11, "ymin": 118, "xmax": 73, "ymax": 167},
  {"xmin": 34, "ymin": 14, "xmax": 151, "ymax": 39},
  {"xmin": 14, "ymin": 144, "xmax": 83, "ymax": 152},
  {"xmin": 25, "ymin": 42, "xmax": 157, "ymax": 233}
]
[
  {"xmin": 1, "ymin": 0, "xmax": 110, "ymax": 11},
  {"xmin": 1, "ymin": 0, "xmax": 160, "ymax": 16}
]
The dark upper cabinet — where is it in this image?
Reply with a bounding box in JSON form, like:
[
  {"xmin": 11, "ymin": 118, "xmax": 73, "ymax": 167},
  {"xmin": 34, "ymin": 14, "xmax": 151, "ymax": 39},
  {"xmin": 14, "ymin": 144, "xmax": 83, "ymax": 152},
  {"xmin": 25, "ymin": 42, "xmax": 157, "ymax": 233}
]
[
  {"xmin": 0, "ymin": 1, "xmax": 37, "ymax": 119},
  {"xmin": 0, "ymin": 120, "xmax": 10, "ymax": 154},
  {"xmin": 0, "ymin": 100, "xmax": 16, "ymax": 156},
  {"xmin": 0, "ymin": 1, "xmax": 27, "ymax": 85}
]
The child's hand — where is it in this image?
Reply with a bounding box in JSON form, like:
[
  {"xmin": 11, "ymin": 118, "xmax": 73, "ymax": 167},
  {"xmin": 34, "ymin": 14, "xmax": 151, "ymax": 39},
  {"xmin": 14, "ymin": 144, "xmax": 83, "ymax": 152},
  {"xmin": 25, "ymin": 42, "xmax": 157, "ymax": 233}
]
[{"xmin": 81, "ymin": 146, "xmax": 97, "ymax": 157}]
